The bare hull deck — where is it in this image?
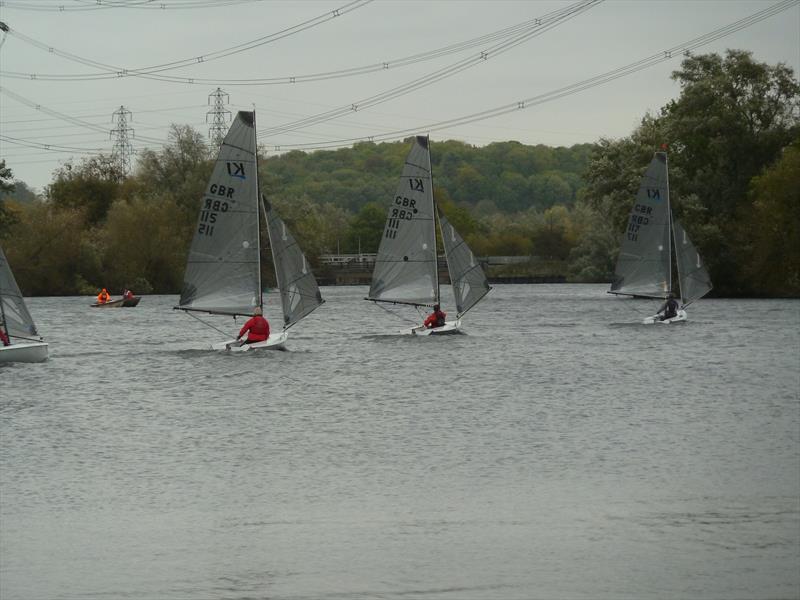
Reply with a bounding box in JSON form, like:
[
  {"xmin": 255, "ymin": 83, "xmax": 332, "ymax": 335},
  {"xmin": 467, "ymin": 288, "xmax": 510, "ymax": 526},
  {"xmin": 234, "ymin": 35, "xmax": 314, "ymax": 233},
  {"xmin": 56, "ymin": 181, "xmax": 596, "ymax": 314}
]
[
  {"xmin": 643, "ymin": 309, "xmax": 688, "ymax": 324},
  {"xmin": 410, "ymin": 319, "xmax": 461, "ymax": 336},
  {"xmin": 211, "ymin": 331, "xmax": 288, "ymax": 352},
  {"xmin": 0, "ymin": 341, "xmax": 49, "ymax": 363},
  {"xmin": 91, "ymin": 296, "xmax": 141, "ymax": 308}
]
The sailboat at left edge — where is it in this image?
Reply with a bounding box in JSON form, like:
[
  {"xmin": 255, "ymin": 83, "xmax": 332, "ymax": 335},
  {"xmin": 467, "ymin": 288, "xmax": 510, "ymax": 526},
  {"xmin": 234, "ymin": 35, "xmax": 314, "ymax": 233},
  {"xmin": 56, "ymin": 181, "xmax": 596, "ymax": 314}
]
[
  {"xmin": 174, "ymin": 110, "xmax": 324, "ymax": 351},
  {"xmin": 0, "ymin": 246, "xmax": 48, "ymax": 363}
]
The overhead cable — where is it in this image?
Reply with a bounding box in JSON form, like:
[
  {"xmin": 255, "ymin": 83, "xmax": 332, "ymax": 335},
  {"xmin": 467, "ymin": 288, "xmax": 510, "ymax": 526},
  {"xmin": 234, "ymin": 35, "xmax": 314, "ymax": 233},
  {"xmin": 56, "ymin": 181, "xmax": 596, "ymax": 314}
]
[
  {"xmin": 3, "ymin": 0, "xmax": 588, "ymax": 85},
  {"xmin": 266, "ymin": 0, "xmax": 799, "ymax": 149},
  {"xmin": 1, "ymin": 0, "xmax": 373, "ymax": 80}
]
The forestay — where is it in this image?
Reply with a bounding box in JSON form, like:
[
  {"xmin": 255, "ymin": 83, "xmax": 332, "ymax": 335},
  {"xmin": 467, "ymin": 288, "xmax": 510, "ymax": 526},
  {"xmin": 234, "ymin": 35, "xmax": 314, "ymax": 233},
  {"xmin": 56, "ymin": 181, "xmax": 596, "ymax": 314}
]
[
  {"xmin": 439, "ymin": 212, "xmax": 491, "ymax": 316},
  {"xmin": 0, "ymin": 247, "xmax": 40, "ymax": 340},
  {"xmin": 263, "ymin": 199, "xmax": 324, "ymax": 328},
  {"xmin": 673, "ymin": 219, "xmax": 712, "ymax": 306},
  {"xmin": 610, "ymin": 152, "xmax": 672, "ymax": 298},
  {"xmin": 178, "ymin": 111, "xmax": 261, "ymax": 316},
  {"xmin": 367, "ymin": 136, "xmax": 438, "ymax": 307}
]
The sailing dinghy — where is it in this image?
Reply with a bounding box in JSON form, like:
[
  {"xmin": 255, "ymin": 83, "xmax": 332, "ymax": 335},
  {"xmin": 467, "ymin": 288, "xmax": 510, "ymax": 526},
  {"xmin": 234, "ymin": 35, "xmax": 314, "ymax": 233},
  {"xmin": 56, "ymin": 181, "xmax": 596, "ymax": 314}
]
[
  {"xmin": 0, "ymin": 247, "xmax": 48, "ymax": 363},
  {"xmin": 366, "ymin": 136, "xmax": 490, "ymax": 335},
  {"xmin": 609, "ymin": 151, "xmax": 712, "ymax": 324},
  {"xmin": 175, "ymin": 111, "xmax": 323, "ymax": 351}
]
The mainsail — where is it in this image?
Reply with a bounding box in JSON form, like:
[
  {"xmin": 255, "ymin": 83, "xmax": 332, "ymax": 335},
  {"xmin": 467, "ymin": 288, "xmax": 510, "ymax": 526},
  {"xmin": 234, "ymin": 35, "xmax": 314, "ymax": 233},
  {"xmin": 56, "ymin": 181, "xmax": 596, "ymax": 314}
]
[
  {"xmin": 610, "ymin": 152, "xmax": 672, "ymax": 298},
  {"xmin": 367, "ymin": 136, "xmax": 438, "ymax": 306},
  {"xmin": 438, "ymin": 212, "xmax": 491, "ymax": 316},
  {"xmin": 262, "ymin": 198, "xmax": 324, "ymax": 328},
  {"xmin": 0, "ymin": 247, "xmax": 40, "ymax": 340},
  {"xmin": 673, "ymin": 219, "xmax": 712, "ymax": 306},
  {"xmin": 178, "ymin": 111, "xmax": 261, "ymax": 316}
]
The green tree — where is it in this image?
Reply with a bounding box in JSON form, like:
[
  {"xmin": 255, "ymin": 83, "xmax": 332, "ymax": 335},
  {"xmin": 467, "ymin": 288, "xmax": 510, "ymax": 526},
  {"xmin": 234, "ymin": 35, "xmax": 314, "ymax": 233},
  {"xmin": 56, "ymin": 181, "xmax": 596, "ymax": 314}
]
[
  {"xmin": 4, "ymin": 203, "xmax": 97, "ymax": 295},
  {"xmin": 664, "ymin": 50, "xmax": 800, "ymax": 293},
  {"xmin": 742, "ymin": 140, "xmax": 800, "ymax": 296},
  {"xmin": 46, "ymin": 155, "xmax": 124, "ymax": 225},
  {"xmin": 136, "ymin": 124, "xmax": 212, "ymax": 217},
  {"xmin": 0, "ymin": 160, "xmax": 18, "ymax": 236},
  {"xmin": 343, "ymin": 202, "xmax": 385, "ymax": 253},
  {"xmin": 99, "ymin": 193, "xmax": 190, "ymax": 293}
]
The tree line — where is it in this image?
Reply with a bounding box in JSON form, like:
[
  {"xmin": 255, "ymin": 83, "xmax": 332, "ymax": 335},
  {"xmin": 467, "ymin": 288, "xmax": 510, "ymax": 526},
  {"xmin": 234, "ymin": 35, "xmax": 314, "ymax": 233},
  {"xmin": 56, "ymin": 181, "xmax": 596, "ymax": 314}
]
[{"xmin": 1, "ymin": 50, "xmax": 798, "ymax": 297}]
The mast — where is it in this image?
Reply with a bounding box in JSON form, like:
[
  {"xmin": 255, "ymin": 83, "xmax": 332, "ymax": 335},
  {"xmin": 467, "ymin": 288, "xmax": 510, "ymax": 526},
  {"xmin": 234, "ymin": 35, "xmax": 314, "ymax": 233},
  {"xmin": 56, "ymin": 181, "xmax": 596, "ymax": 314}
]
[
  {"xmin": 253, "ymin": 108, "xmax": 263, "ymax": 310},
  {"xmin": 664, "ymin": 151, "xmax": 674, "ymax": 298},
  {"xmin": 427, "ymin": 134, "xmax": 440, "ymax": 306},
  {"xmin": 260, "ymin": 194, "xmax": 278, "ymax": 321},
  {"xmin": 0, "ymin": 287, "xmax": 8, "ymax": 342}
]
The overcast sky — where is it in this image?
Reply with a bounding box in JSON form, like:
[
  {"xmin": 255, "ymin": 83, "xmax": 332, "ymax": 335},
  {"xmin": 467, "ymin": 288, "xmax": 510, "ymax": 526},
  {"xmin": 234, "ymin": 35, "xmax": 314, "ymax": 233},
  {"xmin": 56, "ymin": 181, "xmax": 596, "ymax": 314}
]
[{"xmin": 0, "ymin": 0, "xmax": 798, "ymax": 192}]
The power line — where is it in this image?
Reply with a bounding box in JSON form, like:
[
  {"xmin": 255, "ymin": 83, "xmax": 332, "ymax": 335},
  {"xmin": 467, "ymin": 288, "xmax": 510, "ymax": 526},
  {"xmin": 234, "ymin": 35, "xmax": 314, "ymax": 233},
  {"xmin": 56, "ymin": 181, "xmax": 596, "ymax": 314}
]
[
  {"xmin": 264, "ymin": 0, "xmax": 799, "ymax": 150},
  {"xmin": 0, "ymin": 86, "xmax": 166, "ymax": 144},
  {"xmin": 257, "ymin": 0, "xmax": 601, "ymax": 137},
  {"xmin": 0, "ymin": 134, "xmax": 106, "ymax": 153},
  {"xmin": 0, "ymin": 0, "xmax": 373, "ymax": 82},
  {"xmin": 0, "ymin": 0, "xmax": 264, "ymax": 12},
  {"xmin": 2, "ymin": 1, "xmax": 590, "ymax": 86}
]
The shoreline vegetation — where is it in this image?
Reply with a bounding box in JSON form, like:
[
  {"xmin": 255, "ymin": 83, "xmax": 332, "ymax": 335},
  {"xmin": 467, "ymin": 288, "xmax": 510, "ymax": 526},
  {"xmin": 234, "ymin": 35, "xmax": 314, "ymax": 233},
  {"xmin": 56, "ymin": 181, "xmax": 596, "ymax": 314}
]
[{"xmin": 1, "ymin": 51, "xmax": 798, "ymax": 299}]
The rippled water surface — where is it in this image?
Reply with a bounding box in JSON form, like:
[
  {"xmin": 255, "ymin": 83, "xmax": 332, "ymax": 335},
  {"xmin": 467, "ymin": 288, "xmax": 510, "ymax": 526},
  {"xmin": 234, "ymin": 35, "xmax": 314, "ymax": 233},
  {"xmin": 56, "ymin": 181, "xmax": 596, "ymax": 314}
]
[{"xmin": 2, "ymin": 284, "xmax": 798, "ymax": 600}]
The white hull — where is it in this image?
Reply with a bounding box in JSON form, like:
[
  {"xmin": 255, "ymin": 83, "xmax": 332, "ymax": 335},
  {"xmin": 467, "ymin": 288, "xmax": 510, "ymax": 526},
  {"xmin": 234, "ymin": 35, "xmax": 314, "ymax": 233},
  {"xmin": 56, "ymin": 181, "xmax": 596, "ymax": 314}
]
[
  {"xmin": 0, "ymin": 341, "xmax": 49, "ymax": 363},
  {"xmin": 211, "ymin": 330, "xmax": 288, "ymax": 352},
  {"xmin": 643, "ymin": 309, "xmax": 687, "ymax": 325},
  {"xmin": 410, "ymin": 319, "xmax": 461, "ymax": 336}
]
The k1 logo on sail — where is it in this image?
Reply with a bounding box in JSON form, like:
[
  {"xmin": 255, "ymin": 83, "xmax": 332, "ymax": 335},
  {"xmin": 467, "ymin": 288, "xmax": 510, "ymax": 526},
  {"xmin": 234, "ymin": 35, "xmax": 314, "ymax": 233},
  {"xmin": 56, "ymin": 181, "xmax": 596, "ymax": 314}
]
[{"xmin": 227, "ymin": 162, "xmax": 246, "ymax": 179}]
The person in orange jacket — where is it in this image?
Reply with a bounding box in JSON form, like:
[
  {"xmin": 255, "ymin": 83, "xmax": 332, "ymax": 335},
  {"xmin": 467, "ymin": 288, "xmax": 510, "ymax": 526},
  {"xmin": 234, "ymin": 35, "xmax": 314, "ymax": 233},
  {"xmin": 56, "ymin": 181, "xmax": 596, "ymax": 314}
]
[
  {"xmin": 423, "ymin": 304, "xmax": 447, "ymax": 329},
  {"xmin": 237, "ymin": 306, "xmax": 270, "ymax": 344},
  {"xmin": 97, "ymin": 288, "xmax": 111, "ymax": 304}
]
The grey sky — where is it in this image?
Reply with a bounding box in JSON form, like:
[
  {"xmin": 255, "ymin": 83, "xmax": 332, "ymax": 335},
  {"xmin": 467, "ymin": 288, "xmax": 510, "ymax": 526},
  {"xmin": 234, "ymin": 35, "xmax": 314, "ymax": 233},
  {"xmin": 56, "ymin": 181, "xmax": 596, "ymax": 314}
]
[{"xmin": 0, "ymin": 0, "xmax": 798, "ymax": 192}]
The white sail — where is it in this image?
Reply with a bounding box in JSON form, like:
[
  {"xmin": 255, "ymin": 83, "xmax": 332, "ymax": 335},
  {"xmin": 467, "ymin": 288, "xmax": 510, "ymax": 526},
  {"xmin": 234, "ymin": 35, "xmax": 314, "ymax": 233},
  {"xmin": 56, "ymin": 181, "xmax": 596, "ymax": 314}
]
[
  {"xmin": 0, "ymin": 246, "xmax": 41, "ymax": 341},
  {"xmin": 367, "ymin": 136, "xmax": 438, "ymax": 307},
  {"xmin": 263, "ymin": 198, "xmax": 324, "ymax": 329},
  {"xmin": 673, "ymin": 219, "xmax": 712, "ymax": 306},
  {"xmin": 610, "ymin": 152, "xmax": 672, "ymax": 298},
  {"xmin": 178, "ymin": 111, "xmax": 261, "ymax": 316},
  {"xmin": 438, "ymin": 212, "xmax": 491, "ymax": 317}
]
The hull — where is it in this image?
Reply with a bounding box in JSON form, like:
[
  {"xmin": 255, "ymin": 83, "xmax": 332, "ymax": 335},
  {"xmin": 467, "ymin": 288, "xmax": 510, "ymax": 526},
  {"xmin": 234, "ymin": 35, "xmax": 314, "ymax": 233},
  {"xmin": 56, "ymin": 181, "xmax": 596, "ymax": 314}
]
[
  {"xmin": 411, "ymin": 319, "xmax": 461, "ymax": 336},
  {"xmin": 643, "ymin": 309, "xmax": 687, "ymax": 325},
  {"xmin": 92, "ymin": 296, "xmax": 140, "ymax": 308},
  {"xmin": 91, "ymin": 298, "xmax": 124, "ymax": 308},
  {"xmin": 211, "ymin": 330, "xmax": 288, "ymax": 352},
  {"xmin": 0, "ymin": 341, "xmax": 49, "ymax": 363}
]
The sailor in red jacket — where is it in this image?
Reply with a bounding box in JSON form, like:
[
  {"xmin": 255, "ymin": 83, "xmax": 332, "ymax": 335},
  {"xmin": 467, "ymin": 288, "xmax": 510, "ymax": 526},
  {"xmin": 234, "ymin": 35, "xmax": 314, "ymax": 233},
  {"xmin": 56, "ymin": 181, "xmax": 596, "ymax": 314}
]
[
  {"xmin": 423, "ymin": 304, "xmax": 447, "ymax": 329},
  {"xmin": 237, "ymin": 306, "xmax": 270, "ymax": 344}
]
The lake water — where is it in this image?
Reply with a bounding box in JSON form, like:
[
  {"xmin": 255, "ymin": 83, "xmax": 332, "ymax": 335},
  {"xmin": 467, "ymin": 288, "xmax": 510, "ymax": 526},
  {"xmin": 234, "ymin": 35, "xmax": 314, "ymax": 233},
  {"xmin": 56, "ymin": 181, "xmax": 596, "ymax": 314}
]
[{"xmin": 1, "ymin": 284, "xmax": 798, "ymax": 600}]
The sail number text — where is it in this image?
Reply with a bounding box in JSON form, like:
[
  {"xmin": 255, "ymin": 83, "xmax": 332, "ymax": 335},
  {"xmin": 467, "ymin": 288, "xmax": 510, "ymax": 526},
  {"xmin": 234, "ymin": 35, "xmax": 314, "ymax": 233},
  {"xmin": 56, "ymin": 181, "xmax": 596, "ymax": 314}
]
[
  {"xmin": 384, "ymin": 178, "xmax": 422, "ymax": 239},
  {"xmin": 198, "ymin": 196, "xmax": 231, "ymax": 237},
  {"xmin": 627, "ymin": 203, "xmax": 652, "ymax": 242}
]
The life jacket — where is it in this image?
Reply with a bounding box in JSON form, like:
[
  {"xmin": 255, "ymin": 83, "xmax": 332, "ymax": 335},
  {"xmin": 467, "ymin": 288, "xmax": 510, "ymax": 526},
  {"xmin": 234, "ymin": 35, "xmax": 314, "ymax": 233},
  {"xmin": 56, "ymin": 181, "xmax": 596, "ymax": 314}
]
[
  {"xmin": 424, "ymin": 309, "xmax": 447, "ymax": 328},
  {"xmin": 0, "ymin": 328, "xmax": 9, "ymax": 346},
  {"xmin": 97, "ymin": 290, "xmax": 110, "ymax": 303},
  {"xmin": 238, "ymin": 315, "xmax": 270, "ymax": 342}
]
